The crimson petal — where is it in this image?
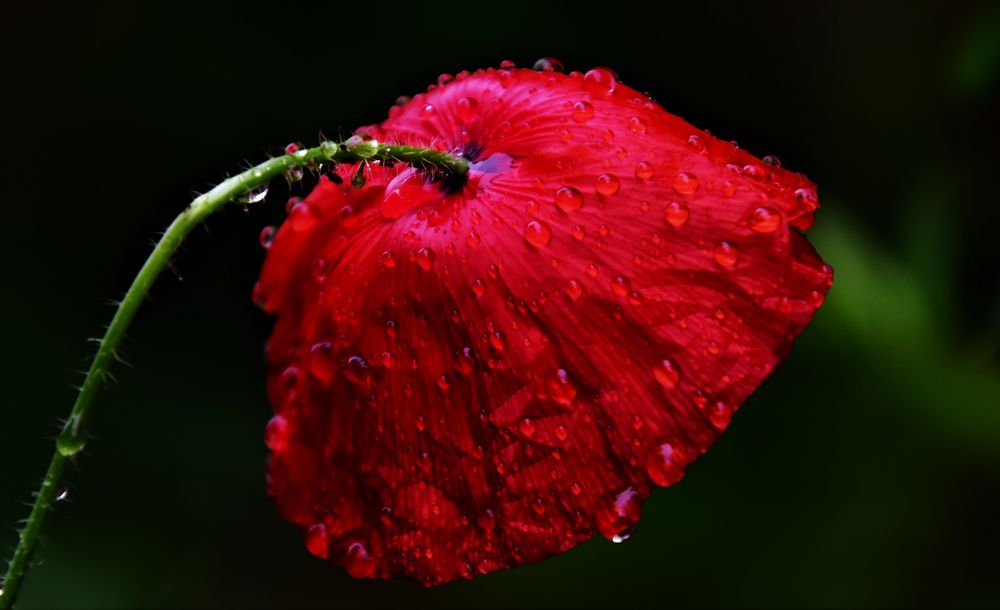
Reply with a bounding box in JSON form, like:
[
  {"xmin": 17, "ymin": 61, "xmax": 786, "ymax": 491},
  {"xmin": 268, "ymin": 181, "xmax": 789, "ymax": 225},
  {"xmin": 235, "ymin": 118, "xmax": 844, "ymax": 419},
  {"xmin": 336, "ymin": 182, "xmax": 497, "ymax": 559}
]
[{"xmin": 256, "ymin": 67, "xmax": 833, "ymax": 585}]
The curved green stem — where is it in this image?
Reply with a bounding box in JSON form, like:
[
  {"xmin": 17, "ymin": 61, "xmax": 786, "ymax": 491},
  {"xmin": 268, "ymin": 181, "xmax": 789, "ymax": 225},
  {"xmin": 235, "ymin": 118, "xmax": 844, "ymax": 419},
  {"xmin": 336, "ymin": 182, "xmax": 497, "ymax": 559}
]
[{"xmin": 0, "ymin": 140, "xmax": 467, "ymax": 609}]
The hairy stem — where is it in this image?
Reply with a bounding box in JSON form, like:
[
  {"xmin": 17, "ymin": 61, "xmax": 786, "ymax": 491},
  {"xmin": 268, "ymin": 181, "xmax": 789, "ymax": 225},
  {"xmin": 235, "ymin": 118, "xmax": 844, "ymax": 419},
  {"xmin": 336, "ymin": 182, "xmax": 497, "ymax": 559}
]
[{"xmin": 0, "ymin": 140, "xmax": 467, "ymax": 609}]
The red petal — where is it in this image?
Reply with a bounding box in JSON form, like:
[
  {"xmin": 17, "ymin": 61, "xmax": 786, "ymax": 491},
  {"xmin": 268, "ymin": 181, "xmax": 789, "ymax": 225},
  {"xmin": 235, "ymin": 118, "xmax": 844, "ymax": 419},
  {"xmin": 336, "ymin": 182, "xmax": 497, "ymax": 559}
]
[{"xmin": 257, "ymin": 67, "xmax": 833, "ymax": 585}]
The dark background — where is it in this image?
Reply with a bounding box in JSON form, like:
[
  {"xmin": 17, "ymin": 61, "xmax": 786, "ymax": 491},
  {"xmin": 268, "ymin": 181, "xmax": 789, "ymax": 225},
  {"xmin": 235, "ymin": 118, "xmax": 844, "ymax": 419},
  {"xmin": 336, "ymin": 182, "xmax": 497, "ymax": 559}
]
[{"xmin": 2, "ymin": 1, "xmax": 999, "ymax": 607}]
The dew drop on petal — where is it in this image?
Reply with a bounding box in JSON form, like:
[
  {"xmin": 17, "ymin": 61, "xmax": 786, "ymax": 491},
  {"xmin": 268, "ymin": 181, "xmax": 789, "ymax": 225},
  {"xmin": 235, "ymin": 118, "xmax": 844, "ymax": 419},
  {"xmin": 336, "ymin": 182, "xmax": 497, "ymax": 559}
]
[
  {"xmin": 454, "ymin": 347, "xmax": 475, "ymax": 376},
  {"xmin": 265, "ymin": 416, "xmax": 290, "ymax": 451},
  {"xmin": 565, "ymin": 279, "xmax": 584, "ymax": 301},
  {"xmin": 583, "ymin": 67, "xmax": 617, "ymax": 94},
  {"xmin": 795, "ymin": 187, "xmax": 818, "ymax": 204},
  {"xmin": 289, "ymin": 202, "xmax": 316, "ymax": 231},
  {"xmin": 596, "ymin": 487, "xmax": 642, "ymax": 542},
  {"xmin": 416, "ymin": 247, "xmax": 434, "ymax": 270},
  {"xmin": 595, "ymin": 174, "xmax": 620, "ymax": 196},
  {"xmin": 610, "ymin": 275, "xmax": 630, "ymax": 297},
  {"xmin": 524, "ymin": 220, "xmax": 553, "ymax": 248},
  {"xmin": 555, "ymin": 424, "xmax": 570, "ymax": 441},
  {"xmin": 712, "ymin": 241, "xmax": 739, "ymax": 269},
  {"xmin": 572, "ymin": 101, "xmax": 594, "ymax": 123},
  {"xmin": 518, "ymin": 418, "xmax": 536, "ymax": 437},
  {"xmin": 307, "ymin": 342, "xmax": 335, "ymax": 383},
  {"xmin": 345, "ymin": 542, "xmax": 374, "ymax": 578},
  {"xmin": 749, "ymin": 207, "xmax": 783, "ymax": 233},
  {"xmin": 547, "ymin": 369, "xmax": 577, "ymax": 406},
  {"xmin": 627, "ymin": 116, "xmax": 647, "ymax": 134},
  {"xmin": 664, "ymin": 201, "xmax": 689, "ymax": 227},
  {"xmin": 471, "ymin": 278, "xmax": 487, "ymax": 297},
  {"xmin": 259, "ymin": 225, "xmax": 276, "ymax": 249},
  {"xmin": 305, "ymin": 523, "xmax": 329, "ymax": 558},
  {"xmin": 533, "ymin": 57, "xmax": 564, "ymax": 72},
  {"xmin": 672, "ymin": 172, "xmax": 699, "ymax": 195},
  {"xmin": 634, "ymin": 161, "xmax": 654, "ymax": 180},
  {"xmin": 342, "ymin": 355, "xmax": 371, "ymax": 387},
  {"xmin": 708, "ymin": 401, "xmax": 733, "ymax": 430},
  {"xmin": 687, "ymin": 134, "xmax": 706, "ymax": 153},
  {"xmin": 457, "ymin": 97, "xmax": 478, "ymax": 124},
  {"xmin": 645, "ymin": 443, "xmax": 686, "ymax": 487},
  {"xmin": 555, "ymin": 186, "xmax": 583, "ymax": 211},
  {"xmin": 653, "ymin": 358, "xmax": 681, "ymax": 388}
]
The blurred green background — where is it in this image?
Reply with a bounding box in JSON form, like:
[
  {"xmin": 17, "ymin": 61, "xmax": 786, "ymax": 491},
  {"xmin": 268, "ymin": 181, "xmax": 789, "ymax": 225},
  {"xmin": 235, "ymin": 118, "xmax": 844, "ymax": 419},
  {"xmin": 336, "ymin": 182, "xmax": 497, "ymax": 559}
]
[{"xmin": 2, "ymin": 1, "xmax": 998, "ymax": 607}]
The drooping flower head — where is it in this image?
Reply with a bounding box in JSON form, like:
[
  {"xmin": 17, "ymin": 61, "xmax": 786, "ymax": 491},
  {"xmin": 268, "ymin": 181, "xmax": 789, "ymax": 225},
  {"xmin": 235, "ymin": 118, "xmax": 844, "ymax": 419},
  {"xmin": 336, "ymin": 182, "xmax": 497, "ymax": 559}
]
[{"xmin": 254, "ymin": 63, "xmax": 832, "ymax": 585}]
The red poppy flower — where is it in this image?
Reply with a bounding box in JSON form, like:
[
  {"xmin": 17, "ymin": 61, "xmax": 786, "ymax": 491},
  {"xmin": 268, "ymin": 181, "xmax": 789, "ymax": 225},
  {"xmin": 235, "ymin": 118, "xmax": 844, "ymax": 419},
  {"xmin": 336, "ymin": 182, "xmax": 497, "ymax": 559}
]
[{"xmin": 254, "ymin": 64, "xmax": 832, "ymax": 585}]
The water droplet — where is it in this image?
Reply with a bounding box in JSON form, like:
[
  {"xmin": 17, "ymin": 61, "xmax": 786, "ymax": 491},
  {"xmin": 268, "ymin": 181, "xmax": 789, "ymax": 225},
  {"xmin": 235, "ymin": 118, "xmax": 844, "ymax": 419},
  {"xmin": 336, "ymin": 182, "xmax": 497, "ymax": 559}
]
[
  {"xmin": 596, "ymin": 488, "xmax": 642, "ymax": 542},
  {"xmin": 645, "ymin": 442, "xmax": 686, "ymax": 487},
  {"xmin": 610, "ymin": 275, "xmax": 630, "ymax": 297},
  {"xmin": 583, "ymin": 67, "xmax": 617, "ymax": 94},
  {"xmin": 454, "ymin": 347, "xmax": 475, "ymax": 376},
  {"xmin": 555, "ymin": 186, "xmax": 583, "ymax": 211},
  {"xmin": 572, "ymin": 101, "xmax": 594, "ymax": 122},
  {"xmin": 518, "ymin": 418, "xmax": 536, "ymax": 437},
  {"xmin": 244, "ymin": 187, "xmax": 269, "ymax": 204},
  {"xmin": 265, "ymin": 414, "xmax": 290, "ymax": 451},
  {"xmin": 499, "ymin": 59, "xmax": 516, "ymax": 69},
  {"xmin": 343, "ymin": 355, "xmax": 371, "ymax": 388},
  {"xmin": 477, "ymin": 508, "xmax": 496, "ymax": 530},
  {"xmin": 457, "ymin": 97, "xmax": 478, "ymax": 124},
  {"xmin": 533, "ymin": 57, "xmax": 564, "ymax": 72},
  {"xmin": 570, "ymin": 482, "xmax": 582, "ymax": 495},
  {"xmin": 471, "ymin": 278, "xmax": 486, "ymax": 296},
  {"xmin": 653, "ymin": 358, "xmax": 681, "ymax": 388},
  {"xmin": 289, "ymin": 202, "xmax": 316, "ymax": 231},
  {"xmin": 672, "ymin": 172, "xmax": 699, "ymax": 195},
  {"xmin": 634, "ymin": 161, "xmax": 654, "ymax": 180},
  {"xmin": 437, "ymin": 374, "xmax": 451, "ymax": 392},
  {"xmin": 305, "ymin": 523, "xmax": 329, "ymax": 558},
  {"xmin": 308, "ymin": 342, "xmax": 335, "ymax": 382},
  {"xmin": 627, "ymin": 116, "xmax": 647, "ymax": 134},
  {"xmin": 749, "ymin": 207, "xmax": 783, "ymax": 233},
  {"xmin": 524, "ymin": 220, "xmax": 553, "ymax": 248},
  {"xmin": 595, "ymin": 174, "xmax": 620, "ymax": 196},
  {"xmin": 708, "ymin": 401, "xmax": 732, "ymax": 429},
  {"xmin": 565, "ymin": 279, "xmax": 584, "ymax": 301},
  {"xmin": 664, "ymin": 201, "xmax": 689, "ymax": 227},
  {"xmin": 795, "ymin": 187, "xmax": 818, "ymax": 204},
  {"xmin": 416, "ymin": 247, "xmax": 434, "ymax": 270},
  {"xmin": 417, "ymin": 451, "xmax": 432, "ymax": 471},
  {"xmin": 687, "ymin": 134, "xmax": 706, "ymax": 153},
  {"xmin": 466, "ymin": 231, "xmax": 481, "ymax": 247},
  {"xmin": 612, "ymin": 524, "xmax": 637, "ymax": 543},
  {"xmin": 555, "ymin": 424, "xmax": 570, "ymax": 441},
  {"xmin": 345, "ymin": 542, "xmax": 374, "ymax": 577},
  {"xmin": 762, "ymin": 155, "xmax": 781, "ymax": 167},
  {"xmin": 490, "ymin": 331, "xmax": 507, "ymax": 352},
  {"xmin": 437, "ymin": 73, "xmax": 454, "ymax": 86},
  {"xmin": 547, "ymin": 369, "xmax": 577, "ymax": 405},
  {"xmin": 259, "ymin": 225, "xmax": 276, "ymax": 249},
  {"xmin": 743, "ymin": 164, "xmax": 768, "ymax": 180},
  {"xmin": 586, "ymin": 263, "xmax": 599, "ymax": 277},
  {"xmin": 712, "ymin": 241, "xmax": 739, "ymax": 269}
]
